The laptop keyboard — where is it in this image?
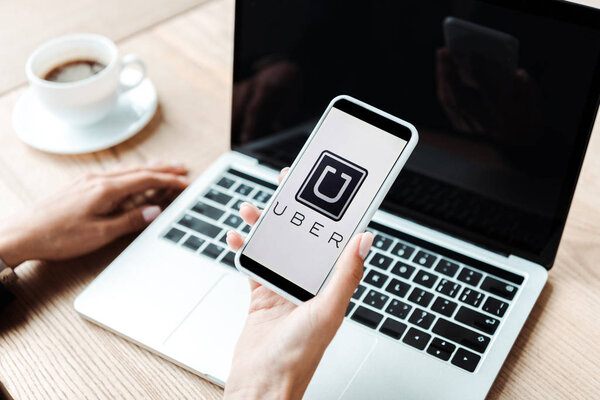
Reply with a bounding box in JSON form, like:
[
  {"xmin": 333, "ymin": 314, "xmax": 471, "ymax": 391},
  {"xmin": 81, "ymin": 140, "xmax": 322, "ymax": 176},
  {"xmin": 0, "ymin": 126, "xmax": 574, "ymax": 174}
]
[
  {"xmin": 352, "ymin": 221, "xmax": 523, "ymax": 373},
  {"xmin": 161, "ymin": 168, "xmax": 524, "ymax": 374},
  {"xmin": 161, "ymin": 168, "xmax": 276, "ymax": 269}
]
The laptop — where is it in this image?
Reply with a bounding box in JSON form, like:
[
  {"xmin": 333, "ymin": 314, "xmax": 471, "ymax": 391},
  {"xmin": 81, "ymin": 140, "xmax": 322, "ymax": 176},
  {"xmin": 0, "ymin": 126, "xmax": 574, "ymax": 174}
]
[{"xmin": 75, "ymin": 0, "xmax": 600, "ymax": 398}]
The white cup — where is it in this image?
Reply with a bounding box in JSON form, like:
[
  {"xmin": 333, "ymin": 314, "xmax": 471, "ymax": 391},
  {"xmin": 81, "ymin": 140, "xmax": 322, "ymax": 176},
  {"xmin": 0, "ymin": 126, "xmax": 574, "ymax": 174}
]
[{"xmin": 26, "ymin": 33, "xmax": 146, "ymax": 126}]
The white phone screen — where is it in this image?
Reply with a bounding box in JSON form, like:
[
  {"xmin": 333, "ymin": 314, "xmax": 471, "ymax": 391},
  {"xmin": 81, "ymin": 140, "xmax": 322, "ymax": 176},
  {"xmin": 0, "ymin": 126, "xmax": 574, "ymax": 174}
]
[{"xmin": 242, "ymin": 107, "xmax": 408, "ymax": 295}]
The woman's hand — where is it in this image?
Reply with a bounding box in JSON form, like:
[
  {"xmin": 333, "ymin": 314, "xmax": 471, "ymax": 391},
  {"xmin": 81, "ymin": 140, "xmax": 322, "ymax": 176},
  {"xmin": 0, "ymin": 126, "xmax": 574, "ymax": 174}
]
[
  {"xmin": 224, "ymin": 168, "xmax": 373, "ymax": 400},
  {"xmin": 0, "ymin": 162, "xmax": 189, "ymax": 266}
]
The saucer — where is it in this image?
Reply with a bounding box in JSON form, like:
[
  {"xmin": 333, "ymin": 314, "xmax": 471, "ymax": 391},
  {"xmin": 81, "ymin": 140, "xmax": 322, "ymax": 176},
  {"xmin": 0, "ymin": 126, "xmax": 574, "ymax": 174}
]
[{"xmin": 13, "ymin": 78, "xmax": 157, "ymax": 154}]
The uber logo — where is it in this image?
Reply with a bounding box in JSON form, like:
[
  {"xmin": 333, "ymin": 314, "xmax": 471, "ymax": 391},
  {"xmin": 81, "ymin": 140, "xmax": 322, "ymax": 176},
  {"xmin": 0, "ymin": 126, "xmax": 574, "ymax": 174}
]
[{"xmin": 296, "ymin": 151, "xmax": 367, "ymax": 221}]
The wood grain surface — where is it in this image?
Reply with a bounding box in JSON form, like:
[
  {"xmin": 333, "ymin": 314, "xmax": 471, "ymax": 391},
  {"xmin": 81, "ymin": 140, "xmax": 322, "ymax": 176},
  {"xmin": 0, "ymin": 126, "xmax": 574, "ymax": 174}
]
[{"xmin": 0, "ymin": 0, "xmax": 599, "ymax": 398}]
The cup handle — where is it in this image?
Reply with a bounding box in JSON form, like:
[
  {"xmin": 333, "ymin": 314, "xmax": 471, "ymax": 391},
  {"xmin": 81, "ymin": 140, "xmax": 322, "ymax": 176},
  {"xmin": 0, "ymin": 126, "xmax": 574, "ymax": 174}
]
[{"xmin": 119, "ymin": 54, "xmax": 146, "ymax": 93}]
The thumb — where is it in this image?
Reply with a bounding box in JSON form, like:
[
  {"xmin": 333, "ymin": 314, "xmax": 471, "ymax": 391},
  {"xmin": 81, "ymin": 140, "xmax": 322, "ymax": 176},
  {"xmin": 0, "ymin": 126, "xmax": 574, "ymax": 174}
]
[
  {"xmin": 316, "ymin": 232, "xmax": 373, "ymax": 319},
  {"xmin": 103, "ymin": 205, "xmax": 162, "ymax": 240}
]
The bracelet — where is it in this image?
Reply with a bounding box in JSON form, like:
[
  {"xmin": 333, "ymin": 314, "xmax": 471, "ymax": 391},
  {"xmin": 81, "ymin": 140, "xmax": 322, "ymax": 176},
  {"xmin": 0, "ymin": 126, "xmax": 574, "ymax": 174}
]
[{"xmin": 0, "ymin": 256, "xmax": 17, "ymax": 287}]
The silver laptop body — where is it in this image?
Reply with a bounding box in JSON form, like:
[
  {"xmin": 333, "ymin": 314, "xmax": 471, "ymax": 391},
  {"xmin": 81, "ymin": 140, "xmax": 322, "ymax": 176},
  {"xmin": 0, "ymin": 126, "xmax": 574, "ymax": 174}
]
[{"xmin": 75, "ymin": 150, "xmax": 546, "ymax": 399}]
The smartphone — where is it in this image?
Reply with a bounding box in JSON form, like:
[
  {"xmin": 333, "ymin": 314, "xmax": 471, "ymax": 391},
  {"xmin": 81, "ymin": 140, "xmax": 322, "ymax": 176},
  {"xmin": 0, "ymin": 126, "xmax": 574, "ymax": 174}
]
[{"xmin": 234, "ymin": 95, "xmax": 418, "ymax": 304}]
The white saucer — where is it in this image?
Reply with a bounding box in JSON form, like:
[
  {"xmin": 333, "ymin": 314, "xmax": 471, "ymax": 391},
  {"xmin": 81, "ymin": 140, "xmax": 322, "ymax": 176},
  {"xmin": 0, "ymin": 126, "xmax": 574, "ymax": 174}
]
[{"xmin": 13, "ymin": 78, "xmax": 158, "ymax": 154}]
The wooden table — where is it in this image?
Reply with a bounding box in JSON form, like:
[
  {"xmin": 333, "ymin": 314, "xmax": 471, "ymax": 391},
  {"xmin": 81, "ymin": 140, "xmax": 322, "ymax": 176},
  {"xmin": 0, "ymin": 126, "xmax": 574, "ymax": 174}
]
[{"xmin": 0, "ymin": 0, "xmax": 599, "ymax": 398}]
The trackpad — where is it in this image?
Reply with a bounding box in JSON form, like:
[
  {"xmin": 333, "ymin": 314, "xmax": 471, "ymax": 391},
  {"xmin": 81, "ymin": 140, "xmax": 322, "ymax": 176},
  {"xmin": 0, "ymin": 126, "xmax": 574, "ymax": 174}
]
[
  {"xmin": 304, "ymin": 323, "xmax": 377, "ymax": 400},
  {"xmin": 161, "ymin": 274, "xmax": 251, "ymax": 384}
]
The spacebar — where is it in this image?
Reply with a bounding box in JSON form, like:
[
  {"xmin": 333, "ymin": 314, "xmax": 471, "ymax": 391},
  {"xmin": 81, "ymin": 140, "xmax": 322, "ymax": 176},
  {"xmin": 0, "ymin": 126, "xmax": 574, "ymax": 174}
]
[{"xmin": 432, "ymin": 318, "xmax": 490, "ymax": 353}]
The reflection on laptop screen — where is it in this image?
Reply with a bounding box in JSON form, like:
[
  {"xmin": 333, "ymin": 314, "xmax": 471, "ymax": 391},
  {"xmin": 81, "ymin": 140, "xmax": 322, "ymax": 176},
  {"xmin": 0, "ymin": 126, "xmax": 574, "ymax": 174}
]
[{"xmin": 232, "ymin": 0, "xmax": 600, "ymax": 267}]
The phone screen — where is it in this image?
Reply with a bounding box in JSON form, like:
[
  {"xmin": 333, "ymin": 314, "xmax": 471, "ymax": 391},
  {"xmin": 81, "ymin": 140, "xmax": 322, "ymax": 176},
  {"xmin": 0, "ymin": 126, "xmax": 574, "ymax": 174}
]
[{"xmin": 241, "ymin": 104, "xmax": 410, "ymax": 299}]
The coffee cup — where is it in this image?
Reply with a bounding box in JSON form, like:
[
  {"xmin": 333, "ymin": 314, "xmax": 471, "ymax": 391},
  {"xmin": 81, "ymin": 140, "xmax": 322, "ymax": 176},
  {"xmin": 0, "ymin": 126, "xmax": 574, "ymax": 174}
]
[{"xmin": 26, "ymin": 33, "xmax": 146, "ymax": 126}]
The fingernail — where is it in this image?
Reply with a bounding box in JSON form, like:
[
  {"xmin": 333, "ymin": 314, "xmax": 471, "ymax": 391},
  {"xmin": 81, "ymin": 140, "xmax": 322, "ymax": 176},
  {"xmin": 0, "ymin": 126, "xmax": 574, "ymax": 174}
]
[
  {"xmin": 142, "ymin": 205, "xmax": 161, "ymax": 223},
  {"xmin": 177, "ymin": 176, "xmax": 189, "ymax": 184},
  {"xmin": 358, "ymin": 232, "xmax": 374, "ymax": 260},
  {"xmin": 239, "ymin": 202, "xmax": 252, "ymax": 211},
  {"xmin": 280, "ymin": 167, "xmax": 290, "ymax": 175},
  {"xmin": 171, "ymin": 161, "xmax": 185, "ymax": 169},
  {"xmin": 148, "ymin": 159, "xmax": 163, "ymax": 166}
]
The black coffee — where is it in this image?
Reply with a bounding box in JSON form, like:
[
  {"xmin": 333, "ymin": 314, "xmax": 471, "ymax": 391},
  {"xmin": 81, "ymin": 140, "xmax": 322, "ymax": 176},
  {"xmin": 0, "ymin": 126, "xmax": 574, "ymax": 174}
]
[{"xmin": 43, "ymin": 59, "xmax": 106, "ymax": 83}]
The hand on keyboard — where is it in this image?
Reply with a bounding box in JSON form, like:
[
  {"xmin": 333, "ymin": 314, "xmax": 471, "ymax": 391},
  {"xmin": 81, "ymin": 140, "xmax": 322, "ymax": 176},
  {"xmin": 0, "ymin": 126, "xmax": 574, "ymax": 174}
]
[
  {"xmin": 0, "ymin": 161, "xmax": 188, "ymax": 266},
  {"xmin": 223, "ymin": 167, "xmax": 374, "ymax": 400}
]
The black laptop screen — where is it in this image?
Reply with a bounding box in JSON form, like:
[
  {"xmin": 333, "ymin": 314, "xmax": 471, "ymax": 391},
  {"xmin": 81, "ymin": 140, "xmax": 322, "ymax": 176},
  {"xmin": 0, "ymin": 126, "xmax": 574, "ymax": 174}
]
[{"xmin": 231, "ymin": 0, "xmax": 600, "ymax": 268}]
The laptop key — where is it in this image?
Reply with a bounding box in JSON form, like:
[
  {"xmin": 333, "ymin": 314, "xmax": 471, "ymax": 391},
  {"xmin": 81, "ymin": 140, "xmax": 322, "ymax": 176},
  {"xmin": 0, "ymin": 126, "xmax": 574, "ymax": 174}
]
[
  {"xmin": 353, "ymin": 284, "xmax": 367, "ymax": 300},
  {"xmin": 191, "ymin": 201, "xmax": 225, "ymax": 220},
  {"xmin": 202, "ymin": 243, "xmax": 225, "ymax": 259},
  {"xmin": 432, "ymin": 318, "xmax": 490, "ymax": 353},
  {"xmin": 435, "ymin": 279, "xmax": 461, "ymax": 298},
  {"xmin": 431, "ymin": 297, "xmax": 457, "ymax": 317},
  {"xmin": 241, "ymin": 224, "xmax": 251, "ymax": 233},
  {"xmin": 459, "ymin": 288, "xmax": 485, "ymax": 307},
  {"xmin": 373, "ymin": 234, "xmax": 393, "ymax": 251},
  {"xmin": 455, "ymin": 307, "xmax": 500, "ymax": 335},
  {"xmin": 379, "ymin": 318, "xmax": 407, "ymax": 340},
  {"xmin": 391, "ymin": 242, "xmax": 415, "ymax": 259},
  {"xmin": 385, "ymin": 278, "xmax": 410, "ymax": 298},
  {"xmin": 408, "ymin": 288, "xmax": 434, "ymax": 307},
  {"xmin": 413, "ymin": 250, "xmax": 436, "ymax": 268},
  {"xmin": 219, "ymin": 232, "xmax": 228, "ymax": 244},
  {"xmin": 351, "ymin": 306, "xmax": 383, "ymax": 329},
  {"xmin": 451, "ymin": 348, "xmax": 481, "ymax": 373},
  {"xmin": 223, "ymin": 213, "xmax": 243, "ymax": 228},
  {"xmin": 220, "ymin": 251, "xmax": 236, "ymax": 268},
  {"xmin": 413, "ymin": 269, "xmax": 439, "ymax": 289},
  {"xmin": 231, "ymin": 199, "xmax": 245, "ymax": 211},
  {"xmin": 457, "ymin": 267, "xmax": 483, "ymax": 286},
  {"xmin": 386, "ymin": 299, "xmax": 412, "ymax": 319},
  {"xmin": 163, "ymin": 227, "xmax": 185, "ymax": 243},
  {"xmin": 402, "ymin": 327, "xmax": 431, "ymax": 350},
  {"xmin": 235, "ymin": 183, "xmax": 254, "ymax": 196},
  {"xmin": 364, "ymin": 270, "xmax": 388, "ymax": 288},
  {"xmin": 391, "ymin": 262, "xmax": 415, "ymax": 279},
  {"xmin": 434, "ymin": 259, "xmax": 460, "ymax": 278},
  {"xmin": 178, "ymin": 215, "xmax": 222, "ymax": 238},
  {"xmin": 182, "ymin": 235, "xmax": 205, "ymax": 251},
  {"xmin": 408, "ymin": 308, "xmax": 436, "ymax": 329},
  {"xmin": 482, "ymin": 297, "xmax": 508, "ymax": 318},
  {"xmin": 427, "ymin": 337, "xmax": 456, "ymax": 361},
  {"xmin": 369, "ymin": 252, "xmax": 393, "ymax": 270},
  {"xmin": 480, "ymin": 277, "xmax": 517, "ymax": 300},
  {"xmin": 204, "ymin": 188, "xmax": 233, "ymax": 205},
  {"xmin": 345, "ymin": 301, "xmax": 356, "ymax": 317},
  {"xmin": 364, "ymin": 290, "xmax": 389, "ymax": 309},
  {"xmin": 253, "ymin": 190, "xmax": 271, "ymax": 204},
  {"xmin": 216, "ymin": 176, "xmax": 235, "ymax": 189}
]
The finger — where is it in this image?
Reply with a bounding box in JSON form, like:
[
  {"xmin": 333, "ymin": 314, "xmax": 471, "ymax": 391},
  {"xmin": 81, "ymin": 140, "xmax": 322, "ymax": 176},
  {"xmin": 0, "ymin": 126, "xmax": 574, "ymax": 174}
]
[
  {"xmin": 96, "ymin": 171, "xmax": 189, "ymax": 210},
  {"xmin": 239, "ymin": 202, "xmax": 262, "ymax": 225},
  {"xmin": 101, "ymin": 205, "xmax": 162, "ymax": 240},
  {"xmin": 248, "ymin": 279, "xmax": 261, "ymax": 291},
  {"xmin": 316, "ymin": 232, "xmax": 373, "ymax": 320},
  {"xmin": 226, "ymin": 230, "xmax": 245, "ymax": 251},
  {"xmin": 278, "ymin": 167, "xmax": 290, "ymax": 184},
  {"xmin": 101, "ymin": 162, "xmax": 187, "ymax": 178},
  {"xmin": 225, "ymin": 231, "xmax": 260, "ymax": 291}
]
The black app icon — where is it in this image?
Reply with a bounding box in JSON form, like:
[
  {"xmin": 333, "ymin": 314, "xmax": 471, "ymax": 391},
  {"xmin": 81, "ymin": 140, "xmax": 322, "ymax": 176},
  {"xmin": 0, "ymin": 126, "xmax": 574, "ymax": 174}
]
[{"xmin": 296, "ymin": 151, "xmax": 368, "ymax": 221}]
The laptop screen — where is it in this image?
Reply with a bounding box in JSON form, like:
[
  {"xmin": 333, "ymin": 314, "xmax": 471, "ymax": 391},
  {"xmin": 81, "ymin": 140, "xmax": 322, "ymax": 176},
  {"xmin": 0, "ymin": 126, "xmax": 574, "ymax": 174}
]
[{"xmin": 231, "ymin": 0, "xmax": 600, "ymax": 268}]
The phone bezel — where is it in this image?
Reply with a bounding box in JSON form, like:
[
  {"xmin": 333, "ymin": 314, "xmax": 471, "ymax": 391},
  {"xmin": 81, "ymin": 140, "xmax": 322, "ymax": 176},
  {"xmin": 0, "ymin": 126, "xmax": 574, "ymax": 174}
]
[{"xmin": 235, "ymin": 95, "xmax": 418, "ymax": 304}]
